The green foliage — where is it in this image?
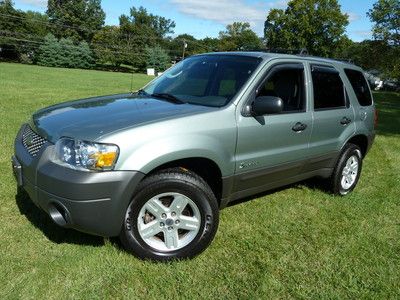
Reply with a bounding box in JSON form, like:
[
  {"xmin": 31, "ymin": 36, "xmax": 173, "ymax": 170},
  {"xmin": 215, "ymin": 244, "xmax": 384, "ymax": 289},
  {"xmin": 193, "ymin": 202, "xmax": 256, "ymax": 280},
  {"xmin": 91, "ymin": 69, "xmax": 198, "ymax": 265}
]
[
  {"xmin": 25, "ymin": 10, "xmax": 49, "ymax": 38},
  {"xmin": 119, "ymin": 6, "xmax": 175, "ymax": 70},
  {"xmin": 0, "ymin": 0, "xmax": 26, "ymax": 60},
  {"xmin": 219, "ymin": 22, "xmax": 263, "ymax": 51},
  {"xmin": 164, "ymin": 34, "xmax": 210, "ymax": 59},
  {"xmin": 145, "ymin": 45, "xmax": 170, "ymax": 73},
  {"xmin": 36, "ymin": 34, "xmax": 61, "ymax": 67},
  {"xmin": 364, "ymin": 0, "xmax": 400, "ymax": 79},
  {"xmin": 341, "ymin": 40, "xmax": 399, "ymax": 79},
  {"xmin": 47, "ymin": 0, "xmax": 105, "ymax": 42},
  {"xmin": 201, "ymin": 37, "xmax": 220, "ymax": 52},
  {"xmin": 92, "ymin": 25, "xmax": 124, "ymax": 67},
  {"xmin": 75, "ymin": 41, "xmax": 94, "ymax": 69},
  {"xmin": 264, "ymin": 0, "xmax": 349, "ymax": 56},
  {"xmin": 1, "ymin": 63, "xmax": 400, "ymax": 299},
  {"xmin": 368, "ymin": 0, "xmax": 400, "ymax": 46},
  {"xmin": 0, "ymin": 1, "xmax": 50, "ymax": 62},
  {"xmin": 36, "ymin": 33, "xmax": 94, "ymax": 69}
]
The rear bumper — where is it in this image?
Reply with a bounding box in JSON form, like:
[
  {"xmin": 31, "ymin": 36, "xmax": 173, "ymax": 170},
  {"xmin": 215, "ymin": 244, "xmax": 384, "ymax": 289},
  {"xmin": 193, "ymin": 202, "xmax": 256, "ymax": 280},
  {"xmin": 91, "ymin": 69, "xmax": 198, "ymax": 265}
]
[{"xmin": 13, "ymin": 125, "xmax": 145, "ymax": 237}]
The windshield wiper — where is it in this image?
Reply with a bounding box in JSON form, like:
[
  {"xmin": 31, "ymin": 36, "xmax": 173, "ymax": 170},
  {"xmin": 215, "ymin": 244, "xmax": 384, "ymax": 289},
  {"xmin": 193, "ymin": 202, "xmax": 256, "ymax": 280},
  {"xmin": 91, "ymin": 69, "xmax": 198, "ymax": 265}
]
[
  {"xmin": 151, "ymin": 93, "xmax": 186, "ymax": 104},
  {"xmin": 136, "ymin": 89, "xmax": 149, "ymax": 96}
]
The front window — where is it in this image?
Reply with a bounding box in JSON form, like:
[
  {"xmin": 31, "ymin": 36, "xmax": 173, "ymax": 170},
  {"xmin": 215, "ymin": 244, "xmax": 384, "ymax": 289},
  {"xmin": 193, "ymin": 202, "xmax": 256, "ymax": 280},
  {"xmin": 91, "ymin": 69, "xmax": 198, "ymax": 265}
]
[
  {"xmin": 142, "ymin": 55, "xmax": 261, "ymax": 107},
  {"xmin": 257, "ymin": 66, "xmax": 305, "ymax": 112}
]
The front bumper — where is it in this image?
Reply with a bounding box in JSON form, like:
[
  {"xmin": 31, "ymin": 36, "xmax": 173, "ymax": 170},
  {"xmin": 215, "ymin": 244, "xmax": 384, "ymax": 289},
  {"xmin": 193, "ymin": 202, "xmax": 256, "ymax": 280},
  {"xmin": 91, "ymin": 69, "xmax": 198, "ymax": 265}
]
[{"xmin": 13, "ymin": 125, "xmax": 145, "ymax": 237}]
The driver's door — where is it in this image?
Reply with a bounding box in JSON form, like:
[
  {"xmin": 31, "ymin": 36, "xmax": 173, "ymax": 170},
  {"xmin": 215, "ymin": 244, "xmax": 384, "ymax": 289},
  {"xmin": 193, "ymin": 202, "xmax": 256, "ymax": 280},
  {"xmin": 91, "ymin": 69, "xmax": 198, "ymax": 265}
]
[{"xmin": 234, "ymin": 62, "xmax": 312, "ymax": 193}]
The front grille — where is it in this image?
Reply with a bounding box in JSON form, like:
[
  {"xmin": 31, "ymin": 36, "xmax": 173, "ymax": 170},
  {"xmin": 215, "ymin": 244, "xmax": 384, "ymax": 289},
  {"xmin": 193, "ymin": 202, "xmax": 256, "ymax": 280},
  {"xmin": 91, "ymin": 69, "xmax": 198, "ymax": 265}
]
[{"xmin": 22, "ymin": 125, "xmax": 47, "ymax": 157}]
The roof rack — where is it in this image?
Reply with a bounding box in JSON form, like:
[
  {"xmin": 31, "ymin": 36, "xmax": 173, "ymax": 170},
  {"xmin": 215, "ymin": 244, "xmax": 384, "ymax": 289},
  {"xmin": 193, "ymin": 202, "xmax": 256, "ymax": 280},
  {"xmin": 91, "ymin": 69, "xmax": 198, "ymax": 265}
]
[
  {"xmin": 333, "ymin": 58, "xmax": 354, "ymax": 64},
  {"xmin": 243, "ymin": 48, "xmax": 309, "ymax": 56},
  {"xmin": 265, "ymin": 48, "xmax": 309, "ymax": 56}
]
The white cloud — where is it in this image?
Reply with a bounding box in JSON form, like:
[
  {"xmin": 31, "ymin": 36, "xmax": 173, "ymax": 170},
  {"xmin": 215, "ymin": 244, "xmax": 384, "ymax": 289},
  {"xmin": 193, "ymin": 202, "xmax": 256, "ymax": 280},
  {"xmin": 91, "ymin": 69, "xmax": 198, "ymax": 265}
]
[
  {"xmin": 170, "ymin": 0, "xmax": 288, "ymax": 35},
  {"xmin": 346, "ymin": 12, "xmax": 361, "ymax": 22},
  {"xmin": 17, "ymin": 0, "xmax": 47, "ymax": 8},
  {"xmin": 354, "ymin": 30, "xmax": 372, "ymax": 38}
]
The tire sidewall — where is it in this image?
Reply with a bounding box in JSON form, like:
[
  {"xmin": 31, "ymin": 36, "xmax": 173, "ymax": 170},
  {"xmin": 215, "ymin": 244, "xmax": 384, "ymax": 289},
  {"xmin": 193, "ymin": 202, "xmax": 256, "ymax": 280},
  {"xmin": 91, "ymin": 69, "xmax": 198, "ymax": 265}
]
[
  {"xmin": 121, "ymin": 174, "xmax": 218, "ymax": 260},
  {"xmin": 335, "ymin": 145, "xmax": 363, "ymax": 195}
]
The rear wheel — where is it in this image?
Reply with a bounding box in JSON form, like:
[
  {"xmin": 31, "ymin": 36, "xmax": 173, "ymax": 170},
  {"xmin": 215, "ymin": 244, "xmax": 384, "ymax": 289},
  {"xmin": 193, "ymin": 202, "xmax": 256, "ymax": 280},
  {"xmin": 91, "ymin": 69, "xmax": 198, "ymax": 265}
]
[
  {"xmin": 329, "ymin": 143, "xmax": 363, "ymax": 195},
  {"xmin": 120, "ymin": 168, "xmax": 219, "ymax": 261}
]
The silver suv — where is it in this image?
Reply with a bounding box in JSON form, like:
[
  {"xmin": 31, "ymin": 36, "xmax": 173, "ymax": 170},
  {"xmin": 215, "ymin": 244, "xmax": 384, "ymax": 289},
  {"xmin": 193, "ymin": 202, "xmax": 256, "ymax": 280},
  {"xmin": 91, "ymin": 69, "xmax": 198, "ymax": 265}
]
[{"xmin": 12, "ymin": 52, "xmax": 375, "ymax": 261}]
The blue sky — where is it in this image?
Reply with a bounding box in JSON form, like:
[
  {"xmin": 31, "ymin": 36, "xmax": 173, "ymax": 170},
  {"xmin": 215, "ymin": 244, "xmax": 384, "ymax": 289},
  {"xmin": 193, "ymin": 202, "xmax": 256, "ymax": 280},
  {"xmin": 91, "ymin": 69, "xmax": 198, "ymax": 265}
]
[{"xmin": 13, "ymin": 0, "xmax": 375, "ymax": 42}]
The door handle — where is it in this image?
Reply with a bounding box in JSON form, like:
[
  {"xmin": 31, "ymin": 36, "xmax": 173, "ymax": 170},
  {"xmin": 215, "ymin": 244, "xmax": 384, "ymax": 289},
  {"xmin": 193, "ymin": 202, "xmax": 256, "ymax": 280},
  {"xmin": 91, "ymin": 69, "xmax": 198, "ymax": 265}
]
[
  {"xmin": 292, "ymin": 122, "xmax": 307, "ymax": 132},
  {"xmin": 340, "ymin": 117, "xmax": 352, "ymax": 125}
]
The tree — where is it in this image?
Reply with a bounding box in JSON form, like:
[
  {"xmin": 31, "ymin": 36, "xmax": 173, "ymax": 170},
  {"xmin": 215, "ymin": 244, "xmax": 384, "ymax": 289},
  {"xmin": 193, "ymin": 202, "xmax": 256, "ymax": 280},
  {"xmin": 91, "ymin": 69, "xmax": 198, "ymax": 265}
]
[
  {"xmin": 219, "ymin": 22, "xmax": 263, "ymax": 51},
  {"xmin": 367, "ymin": 0, "xmax": 400, "ymax": 80},
  {"xmin": 36, "ymin": 34, "xmax": 94, "ymax": 69},
  {"xmin": 119, "ymin": 6, "xmax": 175, "ymax": 70},
  {"xmin": 59, "ymin": 38, "xmax": 79, "ymax": 68},
  {"xmin": 75, "ymin": 41, "xmax": 94, "ymax": 69},
  {"xmin": 0, "ymin": 0, "xmax": 27, "ymax": 60},
  {"xmin": 25, "ymin": 11, "xmax": 49, "ymax": 38},
  {"xmin": 264, "ymin": 0, "xmax": 349, "ymax": 56},
  {"xmin": 164, "ymin": 34, "xmax": 207, "ymax": 60},
  {"xmin": 145, "ymin": 45, "xmax": 170, "ymax": 73},
  {"xmin": 200, "ymin": 37, "xmax": 220, "ymax": 52},
  {"xmin": 92, "ymin": 26, "xmax": 125, "ymax": 67},
  {"xmin": 36, "ymin": 33, "xmax": 61, "ymax": 67},
  {"xmin": 47, "ymin": 0, "xmax": 105, "ymax": 42},
  {"xmin": 368, "ymin": 0, "xmax": 400, "ymax": 46},
  {"xmin": 0, "ymin": 0, "xmax": 49, "ymax": 62}
]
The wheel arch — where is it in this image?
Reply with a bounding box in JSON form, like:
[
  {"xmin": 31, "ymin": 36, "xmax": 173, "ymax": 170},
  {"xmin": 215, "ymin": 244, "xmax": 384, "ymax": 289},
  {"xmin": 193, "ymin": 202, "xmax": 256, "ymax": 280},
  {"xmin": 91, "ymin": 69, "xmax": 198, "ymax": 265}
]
[
  {"xmin": 345, "ymin": 134, "xmax": 369, "ymax": 157},
  {"xmin": 144, "ymin": 157, "xmax": 224, "ymax": 205}
]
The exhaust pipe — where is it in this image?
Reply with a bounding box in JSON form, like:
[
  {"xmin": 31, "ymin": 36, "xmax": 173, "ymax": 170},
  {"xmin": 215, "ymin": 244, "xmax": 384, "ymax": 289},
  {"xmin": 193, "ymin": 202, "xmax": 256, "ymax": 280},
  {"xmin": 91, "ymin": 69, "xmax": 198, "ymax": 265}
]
[{"xmin": 48, "ymin": 202, "xmax": 71, "ymax": 227}]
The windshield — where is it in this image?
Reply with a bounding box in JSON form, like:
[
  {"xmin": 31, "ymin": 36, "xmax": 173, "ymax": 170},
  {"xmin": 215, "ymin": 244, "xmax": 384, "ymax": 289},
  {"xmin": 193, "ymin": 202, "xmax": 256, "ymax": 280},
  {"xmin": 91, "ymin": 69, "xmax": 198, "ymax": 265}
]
[{"xmin": 142, "ymin": 55, "xmax": 261, "ymax": 107}]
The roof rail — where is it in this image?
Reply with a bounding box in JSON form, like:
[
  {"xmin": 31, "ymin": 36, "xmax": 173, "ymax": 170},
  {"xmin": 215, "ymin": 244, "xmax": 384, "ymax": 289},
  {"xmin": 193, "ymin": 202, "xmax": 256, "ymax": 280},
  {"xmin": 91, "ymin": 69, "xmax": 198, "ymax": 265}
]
[
  {"xmin": 266, "ymin": 48, "xmax": 309, "ymax": 56},
  {"xmin": 333, "ymin": 58, "xmax": 354, "ymax": 64}
]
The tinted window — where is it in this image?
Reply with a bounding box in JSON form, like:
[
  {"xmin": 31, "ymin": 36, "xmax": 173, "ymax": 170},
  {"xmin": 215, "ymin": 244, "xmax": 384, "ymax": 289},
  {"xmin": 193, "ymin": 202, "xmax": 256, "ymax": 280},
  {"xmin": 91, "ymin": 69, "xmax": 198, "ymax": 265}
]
[
  {"xmin": 144, "ymin": 55, "xmax": 261, "ymax": 107},
  {"xmin": 258, "ymin": 67, "xmax": 305, "ymax": 112},
  {"xmin": 312, "ymin": 66, "xmax": 346, "ymax": 110},
  {"xmin": 344, "ymin": 69, "xmax": 372, "ymax": 106}
]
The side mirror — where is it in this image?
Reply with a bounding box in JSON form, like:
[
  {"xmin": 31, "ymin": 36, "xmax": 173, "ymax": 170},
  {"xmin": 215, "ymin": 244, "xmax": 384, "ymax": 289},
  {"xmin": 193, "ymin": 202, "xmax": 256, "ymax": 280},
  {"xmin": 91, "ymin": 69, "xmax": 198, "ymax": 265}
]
[{"xmin": 252, "ymin": 96, "xmax": 283, "ymax": 116}]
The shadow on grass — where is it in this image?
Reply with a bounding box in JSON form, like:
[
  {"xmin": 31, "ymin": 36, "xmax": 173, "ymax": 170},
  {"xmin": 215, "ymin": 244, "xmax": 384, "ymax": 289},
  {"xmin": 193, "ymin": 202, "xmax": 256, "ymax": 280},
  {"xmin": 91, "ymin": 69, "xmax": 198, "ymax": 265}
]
[
  {"xmin": 15, "ymin": 188, "xmax": 104, "ymax": 247},
  {"xmin": 227, "ymin": 177, "xmax": 331, "ymax": 208},
  {"xmin": 13, "ymin": 92, "xmax": 399, "ymax": 247}
]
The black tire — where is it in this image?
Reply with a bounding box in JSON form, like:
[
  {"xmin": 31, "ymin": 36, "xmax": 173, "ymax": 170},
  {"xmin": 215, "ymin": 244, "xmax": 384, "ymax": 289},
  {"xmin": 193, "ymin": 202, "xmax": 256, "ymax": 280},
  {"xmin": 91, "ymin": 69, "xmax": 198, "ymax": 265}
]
[
  {"xmin": 119, "ymin": 168, "xmax": 219, "ymax": 261},
  {"xmin": 329, "ymin": 143, "xmax": 363, "ymax": 196}
]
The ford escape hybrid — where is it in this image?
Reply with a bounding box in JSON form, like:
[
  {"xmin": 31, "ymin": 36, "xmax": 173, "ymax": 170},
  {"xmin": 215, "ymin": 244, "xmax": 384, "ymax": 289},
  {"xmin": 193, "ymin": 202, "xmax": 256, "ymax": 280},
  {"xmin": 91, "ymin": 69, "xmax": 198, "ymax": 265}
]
[{"xmin": 12, "ymin": 52, "xmax": 375, "ymax": 261}]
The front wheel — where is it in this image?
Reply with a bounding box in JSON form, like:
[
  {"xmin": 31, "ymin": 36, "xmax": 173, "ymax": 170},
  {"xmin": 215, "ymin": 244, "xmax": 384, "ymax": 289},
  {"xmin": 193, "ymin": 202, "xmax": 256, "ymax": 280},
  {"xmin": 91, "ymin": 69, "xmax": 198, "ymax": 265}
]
[
  {"xmin": 329, "ymin": 143, "xmax": 363, "ymax": 195},
  {"xmin": 120, "ymin": 168, "xmax": 219, "ymax": 261}
]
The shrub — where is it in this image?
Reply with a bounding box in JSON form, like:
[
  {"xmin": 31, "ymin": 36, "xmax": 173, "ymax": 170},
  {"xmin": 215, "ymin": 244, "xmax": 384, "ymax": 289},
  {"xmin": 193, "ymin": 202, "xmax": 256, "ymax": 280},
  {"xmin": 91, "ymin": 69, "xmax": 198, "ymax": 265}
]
[
  {"xmin": 36, "ymin": 34, "xmax": 94, "ymax": 69},
  {"xmin": 145, "ymin": 45, "xmax": 170, "ymax": 73}
]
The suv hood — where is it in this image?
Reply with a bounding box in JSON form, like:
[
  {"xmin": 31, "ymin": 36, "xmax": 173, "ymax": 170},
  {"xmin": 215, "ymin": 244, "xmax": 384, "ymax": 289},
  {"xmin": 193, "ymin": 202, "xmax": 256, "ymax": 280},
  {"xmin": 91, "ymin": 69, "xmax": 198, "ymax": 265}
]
[{"xmin": 32, "ymin": 93, "xmax": 215, "ymax": 143}]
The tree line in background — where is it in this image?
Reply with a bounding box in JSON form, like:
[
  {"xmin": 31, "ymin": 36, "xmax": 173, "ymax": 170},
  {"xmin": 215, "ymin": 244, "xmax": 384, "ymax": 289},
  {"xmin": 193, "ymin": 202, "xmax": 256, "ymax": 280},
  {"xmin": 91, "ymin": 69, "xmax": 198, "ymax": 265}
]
[{"xmin": 0, "ymin": 0, "xmax": 399, "ymax": 81}]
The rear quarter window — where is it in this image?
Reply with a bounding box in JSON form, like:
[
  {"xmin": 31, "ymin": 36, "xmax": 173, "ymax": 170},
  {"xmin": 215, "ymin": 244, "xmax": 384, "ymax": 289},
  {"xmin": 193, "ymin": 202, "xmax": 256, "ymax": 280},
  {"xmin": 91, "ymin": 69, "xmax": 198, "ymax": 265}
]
[{"xmin": 344, "ymin": 69, "xmax": 373, "ymax": 106}]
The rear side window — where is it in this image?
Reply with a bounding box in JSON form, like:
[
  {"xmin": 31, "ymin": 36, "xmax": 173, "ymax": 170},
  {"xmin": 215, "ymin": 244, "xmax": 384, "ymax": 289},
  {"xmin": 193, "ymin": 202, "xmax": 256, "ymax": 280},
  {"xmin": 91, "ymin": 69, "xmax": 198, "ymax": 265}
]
[
  {"xmin": 344, "ymin": 69, "xmax": 372, "ymax": 106},
  {"xmin": 311, "ymin": 66, "xmax": 346, "ymax": 110}
]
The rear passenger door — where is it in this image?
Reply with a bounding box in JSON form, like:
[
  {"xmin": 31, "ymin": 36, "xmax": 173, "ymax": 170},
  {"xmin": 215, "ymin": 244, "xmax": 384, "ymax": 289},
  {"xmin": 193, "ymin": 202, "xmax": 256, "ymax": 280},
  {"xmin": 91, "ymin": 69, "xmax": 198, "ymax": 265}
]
[{"xmin": 307, "ymin": 64, "xmax": 355, "ymax": 166}]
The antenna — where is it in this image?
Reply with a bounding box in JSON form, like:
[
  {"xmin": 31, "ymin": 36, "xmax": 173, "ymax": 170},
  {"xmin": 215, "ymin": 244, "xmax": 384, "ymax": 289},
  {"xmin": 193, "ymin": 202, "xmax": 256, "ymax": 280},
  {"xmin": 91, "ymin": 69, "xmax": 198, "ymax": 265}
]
[{"xmin": 130, "ymin": 67, "xmax": 134, "ymax": 92}]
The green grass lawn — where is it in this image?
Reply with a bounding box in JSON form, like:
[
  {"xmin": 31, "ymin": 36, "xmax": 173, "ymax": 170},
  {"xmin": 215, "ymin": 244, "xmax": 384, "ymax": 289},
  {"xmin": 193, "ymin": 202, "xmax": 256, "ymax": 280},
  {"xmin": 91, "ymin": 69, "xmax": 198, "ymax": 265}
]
[{"xmin": 0, "ymin": 62, "xmax": 399, "ymax": 299}]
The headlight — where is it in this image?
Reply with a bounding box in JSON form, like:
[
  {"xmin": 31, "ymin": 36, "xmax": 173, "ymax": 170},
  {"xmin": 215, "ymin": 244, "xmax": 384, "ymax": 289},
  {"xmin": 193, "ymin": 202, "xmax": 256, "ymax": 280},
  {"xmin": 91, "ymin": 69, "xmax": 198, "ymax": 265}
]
[{"xmin": 53, "ymin": 138, "xmax": 119, "ymax": 171}]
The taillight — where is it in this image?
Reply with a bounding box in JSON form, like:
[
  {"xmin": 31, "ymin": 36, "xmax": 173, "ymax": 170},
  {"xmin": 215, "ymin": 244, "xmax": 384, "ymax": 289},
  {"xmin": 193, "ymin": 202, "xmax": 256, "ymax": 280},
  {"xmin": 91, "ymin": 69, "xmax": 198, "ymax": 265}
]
[{"xmin": 374, "ymin": 108, "xmax": 378, "ymax": 128}]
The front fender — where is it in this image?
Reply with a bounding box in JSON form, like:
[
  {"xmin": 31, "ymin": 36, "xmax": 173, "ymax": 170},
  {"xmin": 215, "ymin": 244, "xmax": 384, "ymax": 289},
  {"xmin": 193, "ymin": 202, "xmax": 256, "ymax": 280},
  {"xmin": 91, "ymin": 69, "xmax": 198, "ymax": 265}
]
[
  {"xmin": 99, "ymin": 106, "xmax": 237, "ymax": 176},
  {"xmin": 117, "ymin": 134, "xmax": 235, "ymax": 176}
]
